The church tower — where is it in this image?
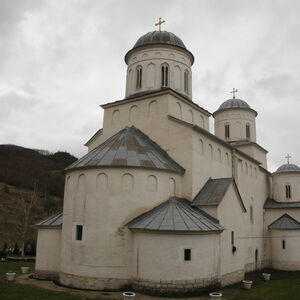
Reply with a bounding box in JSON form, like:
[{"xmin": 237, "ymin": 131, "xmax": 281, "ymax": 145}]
[{"xmin": 124, "ymin": 27, "xmax": 194, "ymax": 99}]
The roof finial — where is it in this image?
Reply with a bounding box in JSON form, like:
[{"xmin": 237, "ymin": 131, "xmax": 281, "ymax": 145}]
[
  {"xmin": 230, "ymin": 88, "xmax": 238, "ymax": 99},
  {"xmin": 286, "ymin": 154, "xmax": 291, "ymax": 164},
  {"xmin": 155, "ymin": 17, "xmax": 165, "ymax": 31}
]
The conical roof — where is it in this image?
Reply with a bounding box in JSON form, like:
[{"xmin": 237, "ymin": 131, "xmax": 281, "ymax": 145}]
[
  {"xmin": 128, "ymin": 197, "xmax": 223, "ymax": 232},
  {"xmin": 66, "ymin": 126, "xmax": 185, "ymax": 173}
]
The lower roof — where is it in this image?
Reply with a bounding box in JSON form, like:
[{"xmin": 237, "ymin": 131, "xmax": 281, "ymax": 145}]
[
  {"xmin": 268, "ymin": 214, "xmax": 300, "ymax": 230},
  {"xmin": 264, "ymin": 198, "xmax": 300, "ymax": 209},
  {"xmin": 36, "ymin": 212, "xmax": 63, "ymax": 227},
  {"xmin": 127, "ymin": 197, "xmax": 223, "ymax": 232}
]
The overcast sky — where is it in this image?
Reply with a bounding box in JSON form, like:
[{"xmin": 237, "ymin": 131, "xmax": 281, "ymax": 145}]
[{"xmin": 0, "ymin": 0, "xmax": 299, "ymax": 172}]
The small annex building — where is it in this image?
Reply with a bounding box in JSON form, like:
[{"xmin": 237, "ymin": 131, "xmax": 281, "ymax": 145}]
[{"xmin": 35, "ymin": 27, "xmax": 300, "ymax": 295}]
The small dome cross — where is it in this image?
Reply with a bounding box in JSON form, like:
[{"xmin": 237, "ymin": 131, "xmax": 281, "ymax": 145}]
[
  {"xmin": 155, "ymin": 17, "xmax": 165, "ymax": 31},
  {"xmin": 230, "ymin": 88, "xmax": 238, "ymax": 99},
  {"xmin": 285, "ymin": 154, "xmax": 291, "ymax": 164}
]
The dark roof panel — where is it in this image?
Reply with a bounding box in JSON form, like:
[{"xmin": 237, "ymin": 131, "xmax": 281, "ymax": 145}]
[
  {"xmin": 213, "ymin": 98, "xmax": 257, "ymax": 116},
  {"xmin": 67, "ymin": 126, "xmax": 185, "ymax": 174},
  {"xmin": 269, "ymin": 214, "xmax": 300, "ymax": 230},
  {"xmin": 264, "ymin": 198, "xmax": 300, "ymax": 209},
  {"xmin": 128, "ymin": 197, "xmax": 223, "ymax": 232},
  {"xmin": 36, "ymin": 212, "xmax": 63, "ymax": 227},
  {"xmin": 275, "ymin": 163, "xmax": 300, "ymax": 174},
  {"xmin": 192, "ymin": 177, "xmax": 247, "ymax": 212}
]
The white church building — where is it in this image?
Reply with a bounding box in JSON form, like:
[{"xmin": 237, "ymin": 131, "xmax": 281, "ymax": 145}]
[{"xmin": 35, "ymin": 26, "xmax": 300, "ymax": 295}]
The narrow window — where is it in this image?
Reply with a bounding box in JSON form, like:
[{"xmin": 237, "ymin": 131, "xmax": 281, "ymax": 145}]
[
  {"xmin": 286, "ymin": 184, "xmax": 291, "ymax": 198},
  {"xmin": 225, "ymin": 124, "xmax": 230, "ymax": 138},
  {"xmin": 184, "ymin": 70, "xmax": 189, "ymax": 93},
  {"xmin": 231, "ymin": 231, "xmax": 234, "ymax": 245},
  {"xmin": 136, "ymin": 66, "xmax": 142, "ymax": 89},
  {"xmin": 161, "ymin": 64, "xmax": 169, "ymax": 87},
  {"xmin": 76, "ymin": 225, "xmax": 83, "ymax": 241},
  {"xmin": 246, "ymin": 124, "xmax": 251, "ymax": 139},
  {"xmin": 250, "ymin": 205, "xmax": 253, "ymax": 223},
  {"xmin": 282, "ymin": 240, "xmax": 285, "ymax": 249},
  {"xmin": 184, "ymin": 248, "xmax": 191, "ymax": 261}
]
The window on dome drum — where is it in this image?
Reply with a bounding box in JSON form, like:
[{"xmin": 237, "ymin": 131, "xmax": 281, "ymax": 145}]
[
  {"xmin": 282, "ymin": 240, "xmax": 286, "ymax": 249},
  {"xmin": 184, "ymin": 70, "xmax": 189, "ymax": 93},
  {"xmin": 136, "ymin": 66, "xmax": 142, "ymax": 89},
  {"xmin": 246, "ymin": 124, "xmax": 251, "ymax": 139},
  {"xmin": 225, "ymin": 124, "xmax": 230, "ymax": 138},
  {"xmin": 161, "ymin": 64, "xmax": 169, "ymax": 87},
  {"xmin": 76, "ymin": 225, "xmax": 83, "ymax": 241},
  {"xmin": 184, "ymin": 248, "xmax": 191, "ymax": 261},
  {"xmin": 286, "ymin": 184, "xmax": 291, "ymax": 198}
]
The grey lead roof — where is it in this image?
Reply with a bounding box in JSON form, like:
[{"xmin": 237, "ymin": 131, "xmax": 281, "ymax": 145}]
[
  {"xmin": 128, "ymin": 197, "xmax": 224, "ymax": 232},
  {"xmin": 268, "ymin": 214, "xmax": 300, "ymax": 230},
  {"xmin": 36, "ymin": 211, "xmax": 63, "ymax": 227},
  {"xmin": 66, "ymin": 126, "xmax": 185, "ymax": 174},
  {"xmin": 213, "ymin": 98, "xmax": 258, "ymax": 116},
  {"xmin": 264, "ymin": 198, "xmax": 300, "ymax": 209},
  {"xmin": 275, "ymin": 163, "xmax": 300, "ymax": 173},
  {"xmin": 191, "ymin": 178, "xmax": 247, "ymax": 212}
]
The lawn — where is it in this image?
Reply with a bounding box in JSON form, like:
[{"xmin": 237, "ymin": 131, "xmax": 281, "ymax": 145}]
[{"xmin": 0, "ymin": 261, "xmax": 86, "ymax": 300}]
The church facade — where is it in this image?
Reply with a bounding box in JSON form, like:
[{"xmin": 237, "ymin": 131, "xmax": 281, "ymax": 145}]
[{"xmin": 35, "ymin": 28, "xmax": 300, "ymax": 295}]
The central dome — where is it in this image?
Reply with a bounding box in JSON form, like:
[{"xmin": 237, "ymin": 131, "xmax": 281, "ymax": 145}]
[
  {"xmin": 125, "ymin": 30, "xmax": 194, "ymax": 64},
  {"xmin": 133, "ymin": 31, "xmax": 187, "ymax": 49}
]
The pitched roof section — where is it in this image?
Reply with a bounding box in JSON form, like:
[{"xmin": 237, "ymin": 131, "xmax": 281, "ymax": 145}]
[
  {"xmin": 264, "ymin": 198, "xmax": 300, "ymax": 209},
  {"xmin": 36, "ymin": 212, "xmax": 63, "ymax": 227},
  {"xmin": 268, "ymin": 214, "xmax": 300, "ymax": 230},
  {"xmin": 67, "ymin": 126, "xmax": 185, "ymax": 174},
  {"xmin": 128, "ymin": 197, "xmax": 223, "ymax": 232}
]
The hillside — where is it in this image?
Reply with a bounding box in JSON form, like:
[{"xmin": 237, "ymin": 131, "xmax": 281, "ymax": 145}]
[{"xmin": 0, "ymin": 145, "xmax": 77, "ymax": 248}]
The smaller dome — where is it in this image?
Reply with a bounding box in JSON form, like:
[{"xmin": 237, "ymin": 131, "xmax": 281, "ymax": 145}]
[
  {"xmin": 275, "ymin": 163, "xmax": 300, "ymax": 173},
  {"xmin": 213, "ymin": 98, "xmax": 257, "ymax": 116}
]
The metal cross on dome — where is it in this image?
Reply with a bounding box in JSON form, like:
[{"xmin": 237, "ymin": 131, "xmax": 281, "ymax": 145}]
[
  {"xmin": 286, "ymin": 154, "xmax": 291, "ymax": 164},
  {"xmin": 230, "ymin": 88, "xmax": 238, "ymax": 99},
  {"xmin": 155, "ymin": 18, "xmax": 165, "ymax": 31}
]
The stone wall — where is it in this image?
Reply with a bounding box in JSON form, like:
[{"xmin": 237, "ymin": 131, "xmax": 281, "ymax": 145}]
[
  {"xmin": 33, "ymin": 270, "xmax": 59, "ymax": 281},
  {"xmin": 132, "ymin": 275, "xmax": 220, "ymax": 296},
  {"xmin": 59, "ymin": 272, "xmax": 130, "ymax": 291},
  {"xmin": 221, "ymin": 269, "xmax": 244, "ymax": 287}
]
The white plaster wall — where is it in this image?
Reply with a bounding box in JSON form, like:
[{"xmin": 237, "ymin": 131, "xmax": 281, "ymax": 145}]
[
  {"xmin": 60, "ymin": 168, "xmax": 183, "ymax": 280},
  {"xmin": 125, "ymin": 46, "xmax": 193, "ymax": 99},
  {"xmin": 133, "ymin": 232, "xmax": 220, "ymax": 281},
  {"xmin": 270, "ymin": 229, "xmax": 300, "ymax": 270},
  {"xmin": 272, "ymin": 173, "xmax": 300, "ymax": 202},
  {"xmin": 214, "ymin": 109, "xmax": 257, "ymax": 143},
  {"xmin": 35, "ymin": 228, "xmax": 61, "ymax": 272}
]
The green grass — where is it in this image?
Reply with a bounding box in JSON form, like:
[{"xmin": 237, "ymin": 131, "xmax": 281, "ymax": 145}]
[
  {"xmin": 234, "ymin": 279, "xmax": 300, "ymax": 300},
  {"xmin": 0, "ymin": 261, "xmax": 87, "ymax": 300}
]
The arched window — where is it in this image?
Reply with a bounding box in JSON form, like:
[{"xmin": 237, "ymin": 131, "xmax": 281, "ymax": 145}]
[
  {"xmin": 250, "ymin": 205, "xmax": 253, "ymax": 223},
  {"xmin": 286, "ymin": 184, "xmax": 291, "ymax": 198},
  {"xmin": 184, "ymin": 70, "xmax": 189, "ymax": 93},
  {"xmin": 136, "ymin": 66, "xmax": 142, "ymax": 89},
  {"xmin": 161, "ymin": 64, "xmax": 169, "ymax": 87},
  {"xmin": 246, "ymin": 123, "xmax": 251, "ymax": 139},
  {"xmin": 225, "ymin": 123, "xmax": 230, "ymax": 138}
]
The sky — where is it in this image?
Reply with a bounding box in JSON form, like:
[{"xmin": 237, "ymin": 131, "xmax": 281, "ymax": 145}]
[{"xmin": 0, "ymin": 0, "xmax": 299, "ymax": 172}]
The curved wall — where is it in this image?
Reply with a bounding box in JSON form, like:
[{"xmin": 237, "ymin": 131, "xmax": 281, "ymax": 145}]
[
  {"xmin": 59, "ymin": 167, "xmax": 182, "ymax": 290},
  {"xmin": 125, "ymin": 46, "xmax": 192, "ymax": 99},
  {"xmin": 214, "ymin": 109, "xmax": 256, "ymax": 142},
  {"xmin": 272, "ymin": 173, "xmax": 300, "ymax": 202}
]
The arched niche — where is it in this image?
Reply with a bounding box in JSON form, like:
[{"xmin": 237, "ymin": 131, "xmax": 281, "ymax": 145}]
[
  {"xmin": 226, "ymin": 152, "xmax": 230, "ymax": 167},
  {"xmin": 96, "ymin": 173, "xmax": 108, "ymax": 191},
  {"xmin": 199, "ymin": 139, "xmax": 204, "ymax": 155},
  {"xmin": 146, "ymin": 63, "xmax": 155, "ymax": 88},
  {"xmin": 174, "ymin": 65, "xmax": 181, "ymax": 90},
  {"xmin": 74, "ymin": 174, "xmax": 86, "ymax": 220},
  {"xmin": 147, "ymin": 175, "xmax": 158, "ymax": 192},
  {"xmin": 235, "ymin": 121, "xmax": 242, "ymax": 139},
  {"xmin": 217, "ymin": 148, "xmax": 221, "ymax": 163},
  {"xmin": 169, "ymin": 178, "xmax": 176, "ymax": 196},
  {"xmin": 122, "ymin": 173, "xmax": 134, "ymax": 191},
  {"xmin": 129, "ymin": 105, "xmax": 139, "ymax": 122},
  {"xmin": 112, "ymin": 109, "xmax": 120, "ymax": 124},
  {"xmin": 208, "ymin": 144, "xmax": 213, "ymax": 160},
  {"xmin": 148, "ymin": 100, "xmax": 158, "ymax": 117},
  {"xmin": 175, "ymin": 102, "xmax": 182, "ymax": 119},
  {"xmin": 188, "ymin": 109, "xmax": 193, "ymax": 124}
]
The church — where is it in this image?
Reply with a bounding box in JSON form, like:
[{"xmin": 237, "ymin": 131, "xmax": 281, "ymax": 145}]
[{"xmin": 34, "ymin": 22, "xmax": 300, "ymax": 295}]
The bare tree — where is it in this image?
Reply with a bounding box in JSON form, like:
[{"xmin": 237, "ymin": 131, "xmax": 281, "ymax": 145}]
[{"xmin": 15, "ymin": 181, "xmax": 39, "ymax": 256}]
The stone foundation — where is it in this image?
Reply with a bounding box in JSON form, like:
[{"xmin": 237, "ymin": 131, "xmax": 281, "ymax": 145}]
[
  {"xmin": 221, "ymin": 269, "xmax": 244, "ymax": 287},
  {"xmin": 271, "ymin": 260, "xmax": 300, "ymax": 271},
  {"xmin": 244, "ymin": 263, "xmax": 255, "ymax": 273},
  {"xmin": 59, "ymin": 272, "xmax": 131, "ymax": 291},
  {"xmin": 132, "ymin": 275, "xmax": 220, "ymax": 296},
  {"xmin": 33, "ymin": 270, "xmax": 59, "ymax": 281}
]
